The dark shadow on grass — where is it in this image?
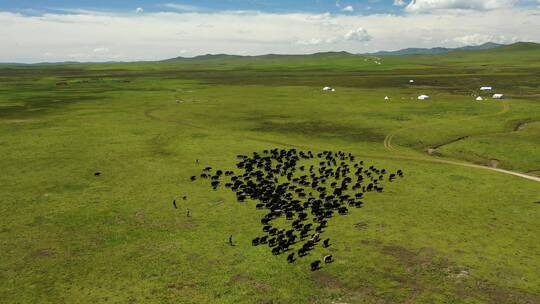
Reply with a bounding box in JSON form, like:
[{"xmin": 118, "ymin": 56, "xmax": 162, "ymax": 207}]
[{"xmin": 250, "ymin": 120, "xmax": 385, "ymax": 143}]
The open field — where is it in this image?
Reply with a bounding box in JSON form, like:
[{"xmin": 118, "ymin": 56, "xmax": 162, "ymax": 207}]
[{"xmin": 1, "ymin": 43, "xmax": 539, "ymax": 304}]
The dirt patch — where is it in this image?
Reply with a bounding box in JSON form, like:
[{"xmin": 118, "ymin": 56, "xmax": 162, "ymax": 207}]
[
  {"xmin": 167, "ymin": 282, "xmax": 196, "ymax": 290},
  {"xmin": 311, "ymin": 271, "xmax": 389, "ymax": 303},
  {"xmin": 312, "ymin": 272, "xmax": 343, "ymax": 289},
  {"xmin": 380, "ymin": 244, "xmax": 540, "ymax": 304},
  {"xmin": 360, "ymin": 239, "xmax": 382, "ymax": 246},
  {"xmin": 33, "ymin": 249, "xmax": 54, "ymax": 257},
  {"xmin": 311, "ymin": 242, "xmax": 539, "ymax": 303},
  {"xmin": 354, "ymin": 222, "xmax": 368, "ymax": 230},
  {"xmin": 488, "ymin": 159, "xmax": 501, "ymax": 168},
  {"xmin": 382, "ymin": 245, "xmax": 435, "ymax": 269},
  {"xmin": 134, "ymin": 211, "xmax": 145, "ymax": 221},
  {"xmin": 212, "ymin": 198, "xmax": 225, "ymax": 205},
  {"xmin": 228, "ymin": 274, "xmax": 271, "ymax": 292},
  {"xmin": 426, "ymin": 148, "xmax": 438, "ymax": 156},
  {"xmin": 455, "ymin": 279, "xmax": 540, "ymax": 304},
  {"xmin": 177, "ymin": 220, "xmax": 197, "ymax": 229},
  {"xmin": 513, "ymin": 121, "xmax": 528, "ymax": 132}
]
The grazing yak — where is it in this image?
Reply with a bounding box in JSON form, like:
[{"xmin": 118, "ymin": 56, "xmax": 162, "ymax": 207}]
[
  {"xmin": 189, "ymin": 148, "xmax": 402, "ymax": 270},
  {"xmin": 287, "ymin": 252, "xmax": 295, "ymax": 263},
  {"xmin": 311, "ymin": 260, "xmax": 321, "ymax": 271},
  {"xmin": 323, "ymin": 238, "xmax": 330, "ymax": 248},
  {"xmin": 324, "ymin": 255, "xmax": 333, "ymax": 263}
]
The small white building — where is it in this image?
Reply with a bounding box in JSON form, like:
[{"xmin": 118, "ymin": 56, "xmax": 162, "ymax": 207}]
[
  {"xmin": 475, "ymin": 96, "xmax": 483, "ymax": 101},
  {"xmin": 480, "ymin": 86, "xmax": 492, "ymax": 91},
  {"xmin": 492, "ymin": 94, "xmax": 504, "ymax": 99},
  {"xmin": 409, "ymin": 79, "xmax": 415, "ymax": 83},
  {"xmin": 384, "ymin": 96, "xmax": 389, "ymax": 100},
  {"xmin": 323, "ymin": 86, "xmax": 335, "ymax": 92},
  {"xmin": 417, "ymin": 95, "xmax": 430, "ymax": 100}
]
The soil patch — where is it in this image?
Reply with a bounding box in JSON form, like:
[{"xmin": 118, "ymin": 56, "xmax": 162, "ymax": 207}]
[
  {"xmin": 513, "ymin": 121, "xmax": 528, "ymax": 132},
  {"xmin": 167, "ymin": 282, "xmax": 196, "ymax": 290},
  {"xmin": 33, "ymin": 249, "xmax": 54, "ymax": 257},
  {"xmin": 354, "ymin": 222, "xmax": 368, "ymax": 230},
  {"xmin": 228, "ymin": 274, "xmax": 271, "ymax": 292},
  {"xmin": 488, "ymin": 159, "xmax": 501, "ymax": 168}
]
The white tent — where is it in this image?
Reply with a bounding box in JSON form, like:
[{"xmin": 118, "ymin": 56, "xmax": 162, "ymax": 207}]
[
  {"xmin": 384, "ymin": 96, "xmax": 389, "ymax": 100},
  {"xmin": 492, "ymin": 94, "xmax": 504, "ymax": 99},
  {"xmin": 480, "ymin": 86, "xmax": 492, "ymax": 91},
  {"xmin": 475, "ymin": 96, "xmax": 483, "ymax": 101},
  {"xmin": 409, "ymin": 79, "xmax": 415, "ymax": 83},
  {"xmin": 417, "ymin": 95, "xmax": 430, "ymax": 100}
]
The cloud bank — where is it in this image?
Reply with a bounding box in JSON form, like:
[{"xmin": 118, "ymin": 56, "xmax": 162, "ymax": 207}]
[
  {"xmin": 405, "ymin": 0, "xmax": 518, "ymax": 13},
  {"xmin": 0, "ymin": 7, "xmax": 538, "ymax": 63}
]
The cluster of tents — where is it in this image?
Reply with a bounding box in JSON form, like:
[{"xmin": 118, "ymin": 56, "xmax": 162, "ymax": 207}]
[
  {"xmin": 322, "ymin": 82, "xmax": 505, "ymax": 102},
  {"xmin": 477, "ymin": 86, "xmax": 504, "ymax": 101}
]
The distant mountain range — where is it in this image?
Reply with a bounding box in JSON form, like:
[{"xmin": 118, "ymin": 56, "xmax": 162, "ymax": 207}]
[
  {"xmin": 368, "ymin": 42, "xmax": 503, "ymax": 56},
  {"xmin": 3, "ymin": 42, "xmax": 539, "ymax": 65},
  {"xmin": 163, "ymin": 43, "xmax": 505, "ymax": 62}
]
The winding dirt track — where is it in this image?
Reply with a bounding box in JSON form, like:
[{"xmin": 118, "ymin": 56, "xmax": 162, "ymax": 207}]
[
  {"xmin": 382, "ymin": 101, "xmax": 540, "ymax": 183},
  {"xmin": 145, "ymin": 100, "xmax": 539, "ymax": 183},
  {"xmin": 383, "ymin": 101, "xmax": 510, "ymax": 151}
]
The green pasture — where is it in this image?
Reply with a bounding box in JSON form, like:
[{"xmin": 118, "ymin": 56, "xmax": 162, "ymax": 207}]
[{"xmin": 1, "ymin": 43, "xmax": 539, "ymax": 304}]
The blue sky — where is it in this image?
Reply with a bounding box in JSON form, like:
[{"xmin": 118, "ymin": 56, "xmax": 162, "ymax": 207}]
[
  {"xmin": 1, "ymin": 1, "xmax": 539, "ymax": 62},
  {"xmin": 1, "ymin": 1, "xmax": 404, "ymax": 15},
  {"xmin": 2, "ymin": 0, "xmax": 539, "ymax": 15}
]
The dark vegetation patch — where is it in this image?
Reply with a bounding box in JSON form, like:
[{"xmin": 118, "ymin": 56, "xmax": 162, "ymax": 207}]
[
  {"xmin": 250, "ymin": 121, "xmax": 385, "ymax": 143},
  {"xmin": 0, "ymin": 67, "xmax": 88, "ymax": 77},
  {"xmin": 431, "ymin": 136, "xmax": 470, "ymax": 150},
  {"xmin": 0, "ymin": 93, "xmax": 105, "ymax": 119},
  {"xmin": 511, "ymin": 120, "xmax": 536, "ymax": 132}
]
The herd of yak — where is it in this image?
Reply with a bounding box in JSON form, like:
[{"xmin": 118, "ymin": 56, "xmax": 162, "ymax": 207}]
[{"xmin": 190, "ymin": 148, "xmax": 404, "ymax": 271}]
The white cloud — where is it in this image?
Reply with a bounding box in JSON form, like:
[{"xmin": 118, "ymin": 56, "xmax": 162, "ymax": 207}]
[
  {"xmin": 406, "ymin": 0, "xmax": 518, "ymax": 13},
  {"xmin": 393, "ymin": 0, "xmax": 407, "ymax": 6},
  {"xmin": 0, "ymin": 9, "xmax": 538, "ymax": 63},
  {"xmin": 344, "ymin": 27, "xmax": 372, "ymax": 42},
  {"xmin": 453, "ymin": 33, "xmax": 518, "ymax": 45},
  {"xmin": 93, "ymin": 47, "xmax": 110, "ymax": 53},
  {"xmin": 297, "ymin": 38, "xmax": 325, "ymax": 45},
  {"xmin": 342, "ymin": 5, "xmax": 355, "ymax": 12},
  {"xmin": 135, "ymin": 7, "xmax": 144, "ymax": 13},
  {"xmin": 297, "ymin": 27, "xmax": 370, "ymax": 45},
  {"xmin": 162, "ymin": 3, "xmax": 201, "ymax": 12}
]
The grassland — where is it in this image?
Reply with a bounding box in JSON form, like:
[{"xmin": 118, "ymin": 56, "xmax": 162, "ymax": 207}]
[{"xmin": 1, "ymin": 42, "xmax": 539, "ymax": 304}]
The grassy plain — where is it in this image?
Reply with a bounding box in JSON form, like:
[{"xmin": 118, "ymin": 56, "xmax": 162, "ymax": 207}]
[{"xmin": 1, "ymin": 43, "xmax": 539, "ymax": 303}]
